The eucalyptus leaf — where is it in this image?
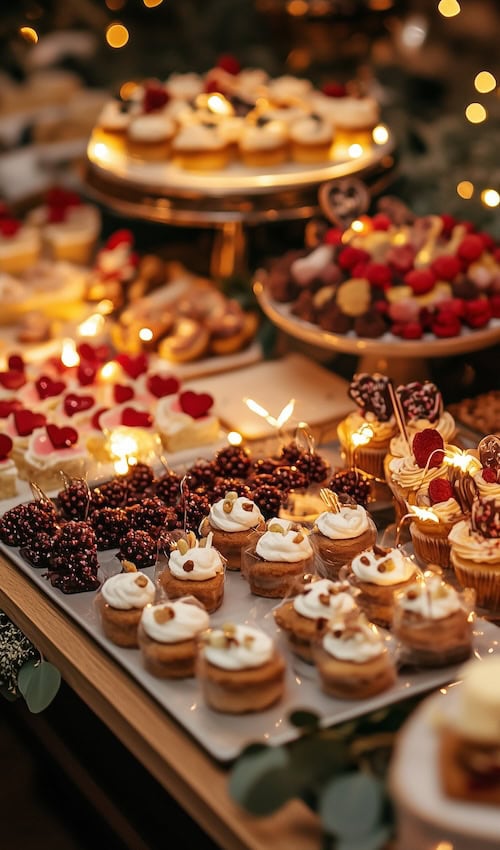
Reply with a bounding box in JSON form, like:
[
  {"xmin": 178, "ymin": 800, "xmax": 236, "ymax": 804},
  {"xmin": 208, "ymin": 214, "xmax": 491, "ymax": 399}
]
[
  {"xmin": 238, "ymin": 766, "xmax": 307, "ymax": 816},
  {"xmin": 229, "ymin": 746, "xmax": 305, "ymax": 815},
  {"xmin": 318, "ymin": 772, "xmax": 384, "ymax": 839},
  {"xmin": 17, "ymin": 660, "xmax": 61, "ymax": 713},
  {"xmin": 290, "ymin": 735, "xmax": 350, "ymax": 786},
  {"xmin": 336, "ymin": 824, "xmax": 392, "ymax": 850},
  {"xmin": 288, "ymin": 709, "xmax": 320, "ymax": 730}
]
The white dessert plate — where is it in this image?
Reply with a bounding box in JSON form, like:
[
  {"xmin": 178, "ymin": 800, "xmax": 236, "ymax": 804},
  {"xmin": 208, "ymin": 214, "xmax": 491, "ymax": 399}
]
[
  {"xmin": 254, "ymin": 275, "xmax": 500, "ymax": 359},
  {"xmin": 390, "ymin": 684, "xmax": 500, "ymax": 850},
  {"xmin": 1, "ymin": 537, "xmax": 499, "ymax": 762}
]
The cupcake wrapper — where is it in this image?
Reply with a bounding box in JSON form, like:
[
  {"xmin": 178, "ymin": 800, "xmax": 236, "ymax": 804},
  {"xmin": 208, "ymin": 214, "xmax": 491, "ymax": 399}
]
[
  {"xmin": 410, "ymin": 524, "xmax": 452, "ymax": 569},
  {"xmin": 451, "ymin": 553, "xmax": 500, "ymax": 612}
]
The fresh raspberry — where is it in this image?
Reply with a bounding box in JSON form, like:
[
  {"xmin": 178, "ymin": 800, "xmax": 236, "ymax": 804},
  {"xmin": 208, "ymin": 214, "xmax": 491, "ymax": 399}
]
[
  {"xmin": 405, "ymin": 268, "xmax": 436, "ymax": 295},
  {"xmin": 106, "ymin": 230, "xmax": 134, "ymax": 250},
  {"xmin": 400, "ymin": 321, "xmax": 423, "ymax": 340},
  {"xmin": 204, "ymin": 77, "xmax": 226, "ymax": 94},
  {"xmin": 324, "ymin": 228, "xmax": 343, "ymax": 246},
  {"xmin": 428, "ymin": 478, "xmax": 453, "ymax": 504},
  {"xmin": 412, "ymin": 429, "xmax": 445, "ymax": 469},
  {"xmin": 216, "ymin": 54, "xmax": 241, "ymax": 75},
  {"xmin": 431, "ymin": 255, "xmax": 461, "ymax": 282},
  {"xmin": 321, "ymin": 81, "xmax": 347, "ymax": 98},
  {"xmin": 143, "ymin": 84, "xmax": 170, "ymax": 113},
  {"xmin": 388, "ymin": 299, "xmax": 420, "ymax": 324},
  {"xmin": 374, "ymin": 299, "xmax": 389, "ymax": 315},
  {"xmin": 437, "ymin": 297, "xmax": 466, "ymax": 318},
  {"xmin": 364, "ymin": 263, "xmax": 392, "ymax": 289},
  {"xmin": 371, "ymin": 213, "xmax": 392, "ymax": 231},
  {"xmin": 458, "ymin": 234, "xmax": 484, "ymax": 263},
  {"xmin": 440, "ymin": 214, "xmax": 456, "ymax": 237},
  {"xmin": 494, "ymin": 248, "xmax": 500, "ymax": 264},
  {"xmin": 8, "ymin": 354, "xmax": 24, "ymax": 372},
  {"xmin": 431, "ymin": 309, "xmax": 461, "ymax": 338},
  {"xmin": 386, "ymin": 243, "xmax": 415, "ymax": 275},
  {"xmin": 0, "ymin": 218, "xmax": 21, "ymax": 237},
  {"xmin": 478, "ymin": 232, "xmax": 495, "ymax": 250},
  {"xmin": 338, "ymin": 246, "xmax": 370, "ymax": 272},
  {"xmin": 490, "ymin": 294, "xmax": 500, "ymax": 318},
  {"xmin": 482, "ymin": 468, "xmax": 498, "ymax": 484},
  {"xmin": 464, "ymin": 298, "xmax": 492, "ymax": 329}
]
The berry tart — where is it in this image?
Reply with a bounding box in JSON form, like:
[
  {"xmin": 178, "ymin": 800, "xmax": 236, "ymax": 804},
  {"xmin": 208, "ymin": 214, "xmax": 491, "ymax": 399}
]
[
  {"xmin": 199, "ymin": 491, "xmax": 265, "ymax": 570},
  {"xmin": 242, "ymin": 516, "xmax": 314, "ymax": 598},
  {"xmin": 314, "ymin": 610, "xmax": 396, "ymax": 700},
  {"xmin": 197, "ymin": 623, "xmax": 285, "ymax": 714},
  {"xmin": 154, "ymin": 389, "xmax": 220, "ymax": 454},
  {"xmin": 138, "ymin": 598, "xmax": 209, "ymax": 679},
  {"xmin": 26, "ymin": 188, "xmax": 101, "ymax": 266}
]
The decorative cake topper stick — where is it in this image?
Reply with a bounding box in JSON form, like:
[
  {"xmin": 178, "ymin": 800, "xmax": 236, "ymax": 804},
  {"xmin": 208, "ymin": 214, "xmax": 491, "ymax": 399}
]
[
  {"xmin": 388, "ymin": 382, "xmax": 410, "ymax": 453},
  {"xmin": 320, "ymin": 488, "xmax": 341, "ymax": 513},
  {"xmin": 318, "ymin": 177, "xmax": 370, "ymax": 230}
]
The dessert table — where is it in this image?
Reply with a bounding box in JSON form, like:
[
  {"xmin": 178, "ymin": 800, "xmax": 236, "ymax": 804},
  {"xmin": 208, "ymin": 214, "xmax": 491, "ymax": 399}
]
[{"xmin": 0, "ymin": 553, "xmax": 322, "ymax": 850}]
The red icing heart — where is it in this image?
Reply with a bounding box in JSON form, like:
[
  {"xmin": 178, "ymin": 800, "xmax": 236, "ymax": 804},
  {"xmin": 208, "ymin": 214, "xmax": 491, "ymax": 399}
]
[
  {"xmin": 114, "ymin": 384, "xmax": 135, "ymax": 404},
  {"xmin": 77, "ymin": 342, "xmax": 111, "ymax": 364},
  {"xmin": 36, "ymin": 375, "xmax": 66, "ymax": 400},
  {"xmin": 0, "ymin": 434, "xmax": 13, "ymax": 461},
  {"xmin": 0, "ymin": 218, "xmax": 21, "ymax": 237},
  {"xmin": 64, "ymin": 393, "xmax": 95, "ymax": 417},
  {"xmin": 179, "ymin": 390, "xmax": 214, "ymax": 420},
  {"xmin": 8, "ymin": 354, "xmax": 24, "ymax": 372},
  {"xmin": 77, "ymin": 360, "xmax": 97, "ymax": 386},
  {"xmin": 116, "ymin": 353, "xmax": 148, "ymax": 379},
  {"xmin": 14, "ymin": 410, "xmax": 46, "ymax": 437},
  {"xmin": 91, "ymin": 407, "xmax": 109, "ymax": 431},
  {"xmin": 0, "ymin": 370, "xmax": 26, "ymax": 390},
  {"xmin": 46, "ymin": 424, "xmax": 78, "ymax": 449},
  {"xmin": 121, "ymin": 408, "xmax": 153, "ymax": 428},
  {"xmin": 0, "ymin": 399, "xmax": 22, "ymax": 418},
  {"xmin": 147, "ymin": 374, "xmax": 180, "ymax": 399}
]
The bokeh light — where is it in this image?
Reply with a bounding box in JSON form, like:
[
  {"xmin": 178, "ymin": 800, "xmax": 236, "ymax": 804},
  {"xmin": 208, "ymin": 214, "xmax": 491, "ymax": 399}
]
[
  {"xmin": 106, "ymin": 23, "xmax": 129, "ymax": 48},
  {"xmin": 481, "ymin": 189, "xmax": 500, "ymax": 208},
  {"xmin": 465, "ymin": 102, "xmax": 487, "ymax": 123},
  {"xmin": 438, "ymin": 0, "xmax": 461, "ymax": 17},
  {"xmin": 474, "ymin": 71, "xmax": 496, "ymax": 94},
  {"xmin": 19, "ymin": 26, "xmax": 38, "ymax": 44},
  {"xmin": 456, "ymin": 180, "xmax": 474, "ymax": 199}
]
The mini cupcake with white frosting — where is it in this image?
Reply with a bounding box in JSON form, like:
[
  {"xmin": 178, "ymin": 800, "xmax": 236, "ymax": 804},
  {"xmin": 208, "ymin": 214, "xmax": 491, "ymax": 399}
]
[
  {"xmin": 242, "ymin": 516, "xmax": 314, "ymax": 598},
  {"xmin": 159, "ymin": 530, "xmax": 225, "ymax": 613},
  {"xmin": 97, "ymin": 571, "xmax": 156, "ymax": 647},
  {"xmin": 348, "ymin": 544, "xmax": 417, "ymax": 627},
  {"xmin": 238, "ymin": 117, "xmax": 289, "ymax": 167},
  {"xmin": 0, "ymin": 434, "xmax": 17, "ymax": 499},
  {"xmin": 0, "ymin": 218, "xmax": 41, "ymax": 275},
  {"xmin": 126, "ymin": 111, "xmax": 176, "ymax": 161},
  {"xmin": 138, "ymin": 598, "xmax": 210, "ymax": 678},
  {"xmin": 26, "ymin": 190, "xmax": 101, "ymax": 265},
  {"xmin": 314, "ymin": 610, "xmax": 396, "ymax": 699},
  {"xmin": 199, "ymin": 491, "xmax": 265, "ymax": 570},
  {"xmin": 312, "ymin": 491, "xmax": 377, "ymax": 580},
  {"xmin": 198, "ymin": 623, "xmax": 286, "ymax": 713},
  {"xmin": 289, "ymin": 113, "xmax": 334, "ymax": 163},
  {"xmin": 274, "ymin": 577, "xmax": 358, "ymax": 662},
  {"xmin": 172, "ymin": 122, "xmax": 231, "ymax": 171}
]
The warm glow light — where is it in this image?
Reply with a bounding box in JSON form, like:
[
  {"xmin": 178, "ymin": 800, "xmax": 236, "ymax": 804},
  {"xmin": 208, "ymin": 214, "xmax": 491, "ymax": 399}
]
[
  {"xmin": 401, "ymin": 16, "xmax": 427, "ymax": 49},
  {"xmin": 19, "ymin": 26, "xmax": 38, "ymax": 44},
  {"xmin": 435, "ymin": 843, "xmax": 454, "ymax": 850},
  {"xmin": 107, "ymin": 426, "xmax": 160, "ymax": 474},
  {"xmin": 372, "ymin": 124, "xmax": 389, "ymax": 145},
  {"xmin": 114, "ymin": 457, "xmax": 129, "ymax": 475},
  {"xmin": 351, "ymin": 425, "xmax": 374, "ymax": 448},
  {"xmin": 100, "ymin": 361, "xmax": 121, "ymax": 382},
  {"xmin": 207, "ymin": 93, "xmax": 233, "ymax": 116},
  {"xmin": 465, "ymin": 102, "xmax": 487, "ymax": 124},
  {"xmin": 474, "ymin": 71, "xmax": 496, "ymax": 94},
  {"xmin": 438, "ymin": 0, "xmax": 460, "ymax": 17},
  {"xmin": 244, "ymin": 397, "xmax": 272, "ymax": 421},
  {"xmin": 276, "ymin": 398, "xmax": 295, "ymax": 429},
  {"xmin": 227, "ymin": 431, "xmax": 243, "ymax": 446},
  {"xmin": 143, "ymin": 0, "xmax": 164, "ymax": 6},
  {"xmin": 369, "ymin": 0, "xmax": 393, "ymax": 9},
  {"xmin": 409, "ymin": 505, "xmax": 440, "ymax": 523},
  {"xmin": 287, "ymin": 0, "xmax": 308, "ymax": 15},
  {"xmin": 106, "ymin": 23, "xmax": 129, "ymax": 49},
  {"xmin": 457, "ymin": 180, "xmax": 474, "ymax": 199},
  {"xmin": 61, "ymin": 339, "xmax": 80, "ymax": 368},
  {"xmin": 351, "ymin": 219, "xmax": 365, "ymax": 233},
  {"xmin": 244, "ymin": 397, "xmax": 295, "ymax": 429},
  {"xmin": 139, "ymin": 327, "xmax": 154, "ymax": 342},
  {"xmin": 481, "ymin": 189, "xmax": 500, "ymax": 208},
  {"xmin": 97, "ymin": 299, "xmax": 114, "ymax": 315},
  {"xmin": 78, "ymin": 314, "xmax": 105, "ymax": 338},
  {"xmin": 348, "ymin": 144, "xmax": 364, "ymax": 159},
  {"xmin": 92, "ymin": 142, "xmax": 112, "ymax": 163},
  {"xmin": 444, "ymin": 447, "xmax": 482, "ymax": 474},
  {"xmin": 105, "ymin": 0, "xmax": 125, "ymax": 9},
  {"xmin": 120, "ymin": 81, "xmax": 138, "ymax": 100}
]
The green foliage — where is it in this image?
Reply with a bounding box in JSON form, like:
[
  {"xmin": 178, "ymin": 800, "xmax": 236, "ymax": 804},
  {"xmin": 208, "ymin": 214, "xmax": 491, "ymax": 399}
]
[
  {"xmin": 17, "ymin": 659, "xmax": 61, "ymax": 714},
  {"xmin": 318, "ymin": 773, "xmax": 384, "ymax": 838}
]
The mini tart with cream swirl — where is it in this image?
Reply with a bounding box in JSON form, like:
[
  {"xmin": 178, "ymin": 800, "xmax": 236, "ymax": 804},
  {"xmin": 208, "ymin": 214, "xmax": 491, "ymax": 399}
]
[
  {"xmin": 242, "ymin": 517, "xmax": 314, "ymax": 598},
  {"xmin": 393, "ymin": 574, "xmax": 473, "ymax": 667},
  {"xmin": 314, "ymin": 611, "xmax": 396, "ymax": 699},
  {"xmin": 97, "ymin": 571, "xmax": 155, "ymax": 648},
  {"xmin": 197, "ymin": 623, "xmax": 286, "ymax": 714},
  {"xmin": 312, "ymin": 497, "xmax": 377, "ymax": 580},
  {"xmin": 138, "ymin": 599, "xmax": 210, "ymax": 678},
  {"xmin": 348, "ymin": 544, "xmax": 417, "ymax": 628},
  {"xmin": 159, "ymin": 530, "xmax": 225, "ymax": 613},
  {"xmin": 274, "ymin": 578, "xmax": 358, "ymax": 663},
  {"xmin": 199, "ymin": 491, "xmax": 265, "ymax": 570}
]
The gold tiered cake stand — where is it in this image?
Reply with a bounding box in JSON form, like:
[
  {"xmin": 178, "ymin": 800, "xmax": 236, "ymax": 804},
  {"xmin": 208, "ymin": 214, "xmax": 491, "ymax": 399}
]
[{"xmin": 83, "ymin": 129, "xmax": 396, "ymax": 278}]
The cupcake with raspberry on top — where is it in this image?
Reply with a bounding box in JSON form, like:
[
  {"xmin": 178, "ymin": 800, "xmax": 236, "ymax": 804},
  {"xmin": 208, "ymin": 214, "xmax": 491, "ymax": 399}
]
[{"xmin": 409, "ymin": 477, "xmax": 463, "ymax": 569}]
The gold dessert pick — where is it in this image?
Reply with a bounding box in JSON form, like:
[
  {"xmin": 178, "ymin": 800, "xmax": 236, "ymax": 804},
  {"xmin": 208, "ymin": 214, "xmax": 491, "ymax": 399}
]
[{"xmin": 320, "ymin": 488, "xmax": 341, "ymax": 513}]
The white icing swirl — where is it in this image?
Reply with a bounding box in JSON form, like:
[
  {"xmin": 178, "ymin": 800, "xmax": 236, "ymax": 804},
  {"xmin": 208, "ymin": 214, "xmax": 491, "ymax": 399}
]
[
  {"xmin": 173, "ymin": 123, "xmax": 226, "ymax": 151},
  {"xmin": 209, "ymin": 496, "xmax": 263, "ymax": 532},
  {"xmin": 427, "ymin": 497, "xmax": 463, "ymax": 524},
  {"xmin": 101, "ymin": 572, "xmax": 155, "ymax": 610},
  {"xmin": 255, "ymin": 518, "xmax": 313, "ymax": 563},
  {"xmin": 331, "ymin": 96, "xmax": 379, "ymax": 130},
  {"xmin": 389, "ymin": 412, "xmax": 456, "ymax": 457},
  {"xmin": 267, "ymin": 75, "xmax": 312, "ymax": 103},
  {"xmin": 315, "ymin": 505, "xmax": 371, "ymax": 540},
  {"xmin": 351, "ymin": 547, "xmax": 416, "ymax": 586},
  {"xmin": 128, "ymin": 113, "xmax": 175, "ymax": 142},
  {"xmin": 396, "ymin": 576, "xmax": 462, "ymax": 619},
  {"xmin": 203, "ymin": 624, "xmax": 273, "ymax": 670},
  {"xmin": 289, "ymin": 115, "xmax": 332, "ymax": 144},
  {"xmin": 322, "ymin": 617, "xmax": 384, "ymax": 662},
  {"xmin": 449, "ymin": 520, "xmax": 500, "ymax": 564},
  {"xmin": 168, "ymin": 538, "xmax": 224, "ymax": 581},
  {"xmin": 166, "ymin": 72, "xmax": 203, "ymax": 100},
  {"xmin": 474, "ymin": 470, "xmax": 500, "ymax": 499},
  {"xmin": 140, "ymin": 600, "xmax": 209, "ymax": 643},
  {"xmin": 388, "ymin": 454, "xmax": 447, "ymax": 492},
  {"xmin": 293, "ymin": 579, "xmax": 357, "ymax": 620},
  {"xmin": 239, "ymin": 120, "xmax": 288, "ymax": 152}
]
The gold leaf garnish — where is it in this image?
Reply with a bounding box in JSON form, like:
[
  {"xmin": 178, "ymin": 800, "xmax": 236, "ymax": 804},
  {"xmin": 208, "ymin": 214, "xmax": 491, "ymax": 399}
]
[{"xmin": 320, "ymin": 488, "xmax": 341, "ymax": 513}]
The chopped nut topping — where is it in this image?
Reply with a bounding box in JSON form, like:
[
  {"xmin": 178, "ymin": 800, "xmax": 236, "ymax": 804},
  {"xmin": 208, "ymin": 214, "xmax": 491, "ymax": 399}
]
[
  {"xmin": 360, "ymin": 556, "xmax": 370, "ymax": 565},
  {"xmin": 183, "ymin": 559, "xmax": 195, "ymax": 572},
  {"xmin": 242, "ymin": 502, "xmax": 254, "ymax": 512},
  {"xmin": 373, "ymin": 544, "xmax": 390, "ymax": 558},
  {"xmin": 121, "ymin": 559, "xmax": 137, "ymax": 573},
  {"xmin": 269, "ymin": 523, "xmax": 285, "ymax": 534},
  {"xmin": 187, "ymin": 531, "xmax": 197, "ymax": 548},
  {"xmin": 222, "ymin": 623, "xmax": 236, "ymax": 636},
  {"xmin": 135, "ymin": 575, "xmax": 148, "ymax": 587},
  {"xmin": 319, "ymin": 593, "xmax": 331, "ymax": 606},
  {"xmin": 377, "ymin": 563, "xmax": 386, "ymax": 573},
  {"xmin": 316, "ymin": 617, "xmax": 327, "ymax": 631},
  {"xmin": 225, "ymin": 491, "xmax": 238, "ymax": 501},
  {"xmin": 199, "ymin": 537, "xmax": 207, "ymax": 548},
  {"xmin": 208, "ymin": 632, "xmax": 227, "ymax": 648},
  {"xmin": 382, "ymin": 558, "xmax": 395, "ymax": 572},
  {"xmin": 154, "ymin": 606, "xmax": 175, "ymax": 623},
  {"xmin": 242, "ymin": 634, "xmax": 255, "ymax": 648},
  {"xmin": 176, "ymin": 539, "xmax": 189, "ymax": 555},
  {"xmin": 406, "ymin": 589, "xmax": 418, "ymax": 600},
  {"xmin": 223, "ymin": 500, "xmax": 234, "ymax": 513},
  {"xmin": 293, "ymin": 532, "xmax": 304, "ymax": 544}
]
